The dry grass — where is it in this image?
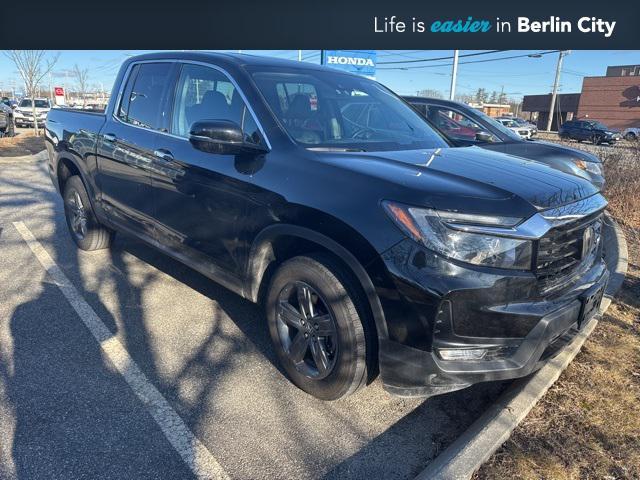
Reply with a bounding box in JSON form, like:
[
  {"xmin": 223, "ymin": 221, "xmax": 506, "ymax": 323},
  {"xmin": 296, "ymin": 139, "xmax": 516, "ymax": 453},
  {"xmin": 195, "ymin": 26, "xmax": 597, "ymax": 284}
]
[
  {"xmin": 0, "ymin": 132, "xmax": 45, "ymax": 157},
  {"xmin": 475, "ymin": 136, "xmax": 640, "ymax": 480}
]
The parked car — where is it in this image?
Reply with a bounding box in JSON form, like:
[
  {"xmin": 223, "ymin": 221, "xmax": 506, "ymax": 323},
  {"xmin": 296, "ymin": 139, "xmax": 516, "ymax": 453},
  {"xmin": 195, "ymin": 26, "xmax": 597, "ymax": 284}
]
[
  {"xmin": 497, "ymin": 116, "xmax": 538, "ymax": 137},
  {"xmin": 404, "ymin": 97, "xmax": 606, "ymax": 189},
  {"xmin": 622, "ymin": 127, "xmax": 639, "ymax": 141},
  {"xmin": 558, "ymin": 120, "xmax": 621, "ymax": 145},
  {"xmin": 14, "ymin": 97, "xmax": 51, "ymax": 127},
  {"xmin": 495, "ymin": 117, "xmax": 535, "ymax": 139},
  {"xmin": 0, "ymin": 102, "xmax": 15, "ymax": 137},
  {"xmin": 46, "ymin": 52, "xmax": 609, "ymax": 400}
]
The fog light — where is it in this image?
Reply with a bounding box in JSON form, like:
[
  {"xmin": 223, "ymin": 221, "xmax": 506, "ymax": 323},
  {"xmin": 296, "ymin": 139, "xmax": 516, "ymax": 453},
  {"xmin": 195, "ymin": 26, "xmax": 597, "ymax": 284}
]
[{"xmin": 437, "ymin": 348, "xmax": 487, "ymax": 361}]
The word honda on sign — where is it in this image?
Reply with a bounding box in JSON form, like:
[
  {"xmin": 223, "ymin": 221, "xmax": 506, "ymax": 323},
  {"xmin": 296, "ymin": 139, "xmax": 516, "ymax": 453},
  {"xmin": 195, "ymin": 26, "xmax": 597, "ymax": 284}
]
[{"xmin": 322, "ymin": 50, "xmax": 376, "ymax": 78}]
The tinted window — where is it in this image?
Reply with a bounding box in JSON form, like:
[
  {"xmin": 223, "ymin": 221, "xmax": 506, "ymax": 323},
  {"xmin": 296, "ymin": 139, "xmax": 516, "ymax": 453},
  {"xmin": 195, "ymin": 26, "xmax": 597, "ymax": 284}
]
[
  {"xmin": 425, "ymin": 106, "xmax": 498, "ymax": 143},
  {"xmin": 172, "ymin": 64, "xmax": 243, "ymax": 137},
  {"xmin": 410, "ymin": 102, "xmax": 427, "ymax": 116},
  {"xmin": 119, "ymin": 63, "xmax": 172, "ymax": 131},
  {"xmin": 117, "ymin": 64, "xmax": 139, "ymax": 121}
]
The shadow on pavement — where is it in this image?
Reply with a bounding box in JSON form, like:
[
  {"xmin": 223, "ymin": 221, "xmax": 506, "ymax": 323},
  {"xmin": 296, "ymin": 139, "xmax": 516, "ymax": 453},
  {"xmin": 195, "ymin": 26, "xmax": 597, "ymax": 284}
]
[{"xmin": 1, "ymin": 162, "xmax": 509, "ymax": 479}]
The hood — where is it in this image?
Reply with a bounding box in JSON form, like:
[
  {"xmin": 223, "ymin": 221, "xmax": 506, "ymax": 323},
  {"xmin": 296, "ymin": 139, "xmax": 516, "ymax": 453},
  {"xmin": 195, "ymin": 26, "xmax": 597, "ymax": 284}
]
[
  {"xmin": 316, "ymin": 146, "xmax": 599, "ymax": 215},
  {"xmin": 500, "ymin": 140, "xmax": 601, "ymax": 163}
]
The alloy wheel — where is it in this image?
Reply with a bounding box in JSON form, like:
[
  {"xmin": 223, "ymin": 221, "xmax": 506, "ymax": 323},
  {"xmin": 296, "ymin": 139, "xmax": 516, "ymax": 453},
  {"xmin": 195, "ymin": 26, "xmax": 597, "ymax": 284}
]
[
  {"xmin": 67, "ymin": 190, "xmax": 88, "ymax": 240},
  {"xmin": 276, "ymin": 281, "xmax": 339, "ymax": 379}
]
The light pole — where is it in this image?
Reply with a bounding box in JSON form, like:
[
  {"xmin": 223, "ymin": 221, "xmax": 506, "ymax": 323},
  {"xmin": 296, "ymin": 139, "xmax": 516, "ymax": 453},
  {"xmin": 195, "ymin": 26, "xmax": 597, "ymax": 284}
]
[
  {"xmin": 449, "ymin": 50, "xmax": 459, "ymax": 100},
  {"xmin": 546, "ymin": 50, "xmax": 569, "ymax": 132}
]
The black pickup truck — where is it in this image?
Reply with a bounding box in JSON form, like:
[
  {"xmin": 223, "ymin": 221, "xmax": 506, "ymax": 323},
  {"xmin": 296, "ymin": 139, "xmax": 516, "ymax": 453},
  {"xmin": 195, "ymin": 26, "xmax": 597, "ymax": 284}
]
[{"xmin": 46, "ymin": 52, "xmax": 609, "ymax": 400}]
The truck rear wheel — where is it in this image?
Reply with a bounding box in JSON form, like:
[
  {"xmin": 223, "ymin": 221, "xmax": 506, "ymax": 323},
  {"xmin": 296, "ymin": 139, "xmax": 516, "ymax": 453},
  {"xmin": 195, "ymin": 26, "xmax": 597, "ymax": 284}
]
[
  {"xmin": 265, "ymin": 254, "xmax": 369, "ymax": 400},
  {"xmin": 63, "ymin": 176, "xmax": 113, "ymax": 251}
]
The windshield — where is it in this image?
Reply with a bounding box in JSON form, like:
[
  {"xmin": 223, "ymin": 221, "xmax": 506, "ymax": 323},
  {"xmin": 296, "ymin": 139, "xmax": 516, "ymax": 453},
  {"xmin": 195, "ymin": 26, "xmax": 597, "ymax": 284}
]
[
  {"xmin": 19, "ymin": 99, "xmax": 49, "ymax": 108},
  {"xmin": 250, "ymin": 68, "xmax": 448, "ymax": 151},
  {"xmin": 589, "ymin": 121, "xmax": 609, "ymax": 130}
]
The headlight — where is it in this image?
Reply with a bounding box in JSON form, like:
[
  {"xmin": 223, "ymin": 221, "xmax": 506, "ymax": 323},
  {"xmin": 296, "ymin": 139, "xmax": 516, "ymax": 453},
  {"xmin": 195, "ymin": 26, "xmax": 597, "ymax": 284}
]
[
  {"xmin": 383, "ymin": 202, "xmax": 533, "ymax": 270},
  {"xmin": 573, "ymin": 159, "xmax": 603, "ymax": 176}
]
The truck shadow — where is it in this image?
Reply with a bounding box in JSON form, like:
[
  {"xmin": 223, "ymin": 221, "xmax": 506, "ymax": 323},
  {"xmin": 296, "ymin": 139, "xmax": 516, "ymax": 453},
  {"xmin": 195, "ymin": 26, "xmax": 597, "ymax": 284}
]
[{"xmin": 3, "ymin": 162, "xmax": 509, "ymax": 479}]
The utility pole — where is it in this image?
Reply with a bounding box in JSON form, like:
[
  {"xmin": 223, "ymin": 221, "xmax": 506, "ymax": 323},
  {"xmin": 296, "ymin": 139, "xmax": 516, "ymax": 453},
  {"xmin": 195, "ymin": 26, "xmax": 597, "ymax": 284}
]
[
  {"xmin": 546, "ymin": 50, "xmax": 569, "ymax": 132},
  {"xmin": 449, "ymin": 50, "xmax": 459, "ymax": 100},
  {"xmin": 298, "ymin": 50, "xmax": 302, "ymax": 61}
]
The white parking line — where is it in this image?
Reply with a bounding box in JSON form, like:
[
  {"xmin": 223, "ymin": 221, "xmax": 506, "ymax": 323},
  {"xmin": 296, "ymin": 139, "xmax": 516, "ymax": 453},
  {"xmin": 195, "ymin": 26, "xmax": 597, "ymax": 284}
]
[{"xmin": 12, "ymin": 221, "xmax": 229, "ymax": 480}]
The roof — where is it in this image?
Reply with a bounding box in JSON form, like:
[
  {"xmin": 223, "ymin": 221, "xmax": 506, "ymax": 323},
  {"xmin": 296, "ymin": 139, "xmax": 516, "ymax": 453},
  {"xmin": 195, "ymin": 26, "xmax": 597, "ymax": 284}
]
[
  {"xmin": 402, "ymin": 96, "xmax": 470, "ymax": 108},
  {"xmin": 124, "ymin": 51, "xmax": 330, "ymax": 72}
]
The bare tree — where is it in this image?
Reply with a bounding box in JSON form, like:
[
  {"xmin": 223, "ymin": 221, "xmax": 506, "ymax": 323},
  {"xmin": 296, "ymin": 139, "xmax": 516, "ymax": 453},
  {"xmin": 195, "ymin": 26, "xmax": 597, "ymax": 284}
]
[
  {"xmin": 3, "ymin": 50, "xmax": 59, "ymax": 135},
  {"xmin": 72, "ymin": 64, "xmax": 90, "ymax": 107},
  {"xmin": 416, "ymin": 89, "xmax": 443, "ymax": 99}
]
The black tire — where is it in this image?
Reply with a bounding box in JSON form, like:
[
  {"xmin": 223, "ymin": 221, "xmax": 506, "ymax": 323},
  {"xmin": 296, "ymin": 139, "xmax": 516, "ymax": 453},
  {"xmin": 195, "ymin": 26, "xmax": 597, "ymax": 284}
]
[
  {"xmin": 591, "ymin": 134, "xmax": 602, "ymax": 145},
  {"xmin": 625, "ymin": 132, "xmax": 637, "ymax": 141},
  {"xmin": 63, "ymin": 176, "xmax": 113, "ymax": 251},
  {"xmin": 266, "ymin": 254, "xmax": 368, "ymax": 400}
]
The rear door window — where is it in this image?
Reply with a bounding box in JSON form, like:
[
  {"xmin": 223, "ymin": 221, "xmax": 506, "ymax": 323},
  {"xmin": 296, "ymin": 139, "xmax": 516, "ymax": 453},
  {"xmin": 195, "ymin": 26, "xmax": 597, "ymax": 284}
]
[{"xmin": 118, "ymin": 63, "xmax": 173, "ymax": 131}]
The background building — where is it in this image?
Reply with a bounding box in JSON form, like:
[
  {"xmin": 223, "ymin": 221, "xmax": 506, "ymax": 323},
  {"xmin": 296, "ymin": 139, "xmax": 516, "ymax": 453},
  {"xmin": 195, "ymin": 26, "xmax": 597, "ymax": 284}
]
[
  {"xmin": 521, "ymin": 93, "xmax": 581, "ymax": 131},
  {"xmin": 522, "ymin": 64, "xmax": 640, "ymax": 130},
  {"xmin": 468, "ymin": 102, "xmax": 512, "ymax": 117},
  {"xmin": 577, "ymin": 64, "xmax": 640, "ymax": 129}
]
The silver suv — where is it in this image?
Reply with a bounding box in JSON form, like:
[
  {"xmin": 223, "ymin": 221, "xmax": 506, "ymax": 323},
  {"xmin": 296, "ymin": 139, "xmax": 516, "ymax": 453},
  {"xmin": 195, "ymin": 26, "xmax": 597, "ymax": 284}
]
[{"xmin": 14, "ymin": 98, "xmax": 51, "ymax": 128}]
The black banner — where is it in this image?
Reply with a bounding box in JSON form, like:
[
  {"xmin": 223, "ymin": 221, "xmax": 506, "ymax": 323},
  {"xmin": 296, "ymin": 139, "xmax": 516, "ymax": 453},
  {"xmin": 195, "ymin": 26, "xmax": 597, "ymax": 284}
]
[{"xmin": 0, "ymin": 0, "xmax": 638, "ymax": 49}]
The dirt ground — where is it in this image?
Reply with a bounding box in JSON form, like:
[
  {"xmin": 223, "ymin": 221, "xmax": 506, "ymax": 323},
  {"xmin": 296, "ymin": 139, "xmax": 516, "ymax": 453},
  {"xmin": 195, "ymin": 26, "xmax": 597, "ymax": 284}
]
[
  {"xmin": 475, "ymin": 135, "xmax": 640, "ymax": 480},
  {"xmin": 0, "ymin": 131, "xmax": 46, "ymax": 157}
]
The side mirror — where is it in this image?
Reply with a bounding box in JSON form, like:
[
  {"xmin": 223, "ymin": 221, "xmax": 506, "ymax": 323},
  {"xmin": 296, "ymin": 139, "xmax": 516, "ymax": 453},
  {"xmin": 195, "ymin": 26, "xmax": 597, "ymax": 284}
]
[
  {"xmin": 189, "ymin": 119, "xmax": 269, "ymax": 155},
  {"xmin": 475, "ymin": 131, "xmax": 494, "ymax": 143}
]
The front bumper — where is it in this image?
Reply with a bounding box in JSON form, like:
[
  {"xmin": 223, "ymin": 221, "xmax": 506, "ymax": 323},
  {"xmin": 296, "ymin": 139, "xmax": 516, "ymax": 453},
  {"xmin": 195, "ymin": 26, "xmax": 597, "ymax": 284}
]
[
  {"xmin": 14, "ymin": 115, "xmax": 46, "ymax": 125},
  {"xmin": 377, "ymin": 239, "xmax": 609, "ymax": 397}
]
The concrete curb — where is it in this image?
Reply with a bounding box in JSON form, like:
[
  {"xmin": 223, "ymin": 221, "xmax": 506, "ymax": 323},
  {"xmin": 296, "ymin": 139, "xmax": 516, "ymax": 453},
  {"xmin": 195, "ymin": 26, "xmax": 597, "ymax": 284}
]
[
  {"xmin": 0, "ymin": 149, "xmax": 47, "ymax": 163},
  {"xmin": 416, "ymin": 214, "xmax": 629, "ymax": 480}
]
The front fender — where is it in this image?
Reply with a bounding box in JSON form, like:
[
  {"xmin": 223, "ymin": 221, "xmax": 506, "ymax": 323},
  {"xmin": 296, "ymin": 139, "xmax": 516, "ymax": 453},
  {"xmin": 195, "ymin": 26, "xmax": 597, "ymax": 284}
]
[{"xmin": 245, "ymin": 223, "xmax": 390, "ymax": 341}]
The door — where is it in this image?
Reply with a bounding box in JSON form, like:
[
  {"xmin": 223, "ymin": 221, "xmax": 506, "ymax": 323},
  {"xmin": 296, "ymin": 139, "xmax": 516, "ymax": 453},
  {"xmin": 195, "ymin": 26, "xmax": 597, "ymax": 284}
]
[
  {"xmin": 149, "ymin": 63, "xmax": 269, "ymax": 284},
  {"xmin": 573, "ymin": 121, "xmax": 588, "ymax": 140},
  {"xmin": 579, "ymin": 121, "xmax": 594, "ymax": 140},
  {"xmin": 96, "ymin": 62, "xmax": 175, "ymax": 238}
]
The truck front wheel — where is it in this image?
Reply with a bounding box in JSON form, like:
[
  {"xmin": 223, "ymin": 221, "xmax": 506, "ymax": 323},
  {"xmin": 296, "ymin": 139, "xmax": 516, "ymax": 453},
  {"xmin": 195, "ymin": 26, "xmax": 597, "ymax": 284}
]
[
  {"xmin": 265, "ymin": 254, "xmax": 369, "ymax": 400},
  {"xmin": 63, "ymin": 176, "xmax": 113, "ymax": 251}
]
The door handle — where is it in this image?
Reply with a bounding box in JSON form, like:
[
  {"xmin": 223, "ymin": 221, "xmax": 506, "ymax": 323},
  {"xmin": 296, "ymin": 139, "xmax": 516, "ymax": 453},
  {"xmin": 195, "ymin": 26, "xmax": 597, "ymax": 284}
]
[
  {"xmin": 103, "ymin": 133, "xmax": 117, "ymax": 142},
  {"xmin": 153, "ymin": 149, "xmax": 174, "ymax": 162}
]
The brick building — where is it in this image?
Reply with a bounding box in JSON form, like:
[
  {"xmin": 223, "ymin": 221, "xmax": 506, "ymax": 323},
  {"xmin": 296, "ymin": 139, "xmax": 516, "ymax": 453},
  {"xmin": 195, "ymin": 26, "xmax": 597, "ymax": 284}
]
[
  {"xmin": 577, "ymin": 65, "xmax": 640, "ymax": 129},
  {"xmin": 521, "ymin": 93, "xmax": 581, "ymax": 131},
  {"xmin": 522, "ymin": 64, "xmax": 640, "ymax": 131}
]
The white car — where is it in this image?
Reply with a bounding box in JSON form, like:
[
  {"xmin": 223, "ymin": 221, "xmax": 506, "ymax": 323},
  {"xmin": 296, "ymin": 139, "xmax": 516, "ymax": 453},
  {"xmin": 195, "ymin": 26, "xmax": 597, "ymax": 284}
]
[
  {"xmin": 622, "ymin": 127, "xmax": 639, "ymax": 141},
  {"xmin": 496, "ymin": 118, "xmax": 535, "ymax": 139},
  {"xmin": 13, "ymin": 98, "xmax": 51, "ymax": 127}
]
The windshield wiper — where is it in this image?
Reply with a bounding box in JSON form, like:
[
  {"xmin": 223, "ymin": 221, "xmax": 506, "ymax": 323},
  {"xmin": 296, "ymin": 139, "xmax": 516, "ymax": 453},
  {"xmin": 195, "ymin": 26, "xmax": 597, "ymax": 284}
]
[{"xmin": 306, "ymin": 147, "xmax": 368, "ymax": 152}]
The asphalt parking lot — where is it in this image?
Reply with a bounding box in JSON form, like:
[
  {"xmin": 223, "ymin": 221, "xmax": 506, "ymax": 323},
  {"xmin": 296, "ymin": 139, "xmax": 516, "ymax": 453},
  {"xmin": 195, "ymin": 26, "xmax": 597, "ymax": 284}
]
[{"xmin": 0, "ymin": 155, "xmax": 507, "ymax": 479}]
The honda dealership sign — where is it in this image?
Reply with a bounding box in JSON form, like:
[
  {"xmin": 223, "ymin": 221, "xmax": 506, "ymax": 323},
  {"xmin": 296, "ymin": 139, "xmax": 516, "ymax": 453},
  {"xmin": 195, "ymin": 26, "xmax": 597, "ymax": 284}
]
[{"xmin": 321, "ymin": 50, "xmax": 377, "ymax": 78}]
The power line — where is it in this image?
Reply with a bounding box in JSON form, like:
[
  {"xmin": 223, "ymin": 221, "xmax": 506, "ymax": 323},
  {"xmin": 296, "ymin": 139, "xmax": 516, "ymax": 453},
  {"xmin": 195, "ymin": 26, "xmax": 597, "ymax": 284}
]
[
  {"xmin": 377, "ymin": 50, "xmax": 433, "ymax": 59},
  {"xmin": 378, "ymin": 50, "xmax": 503, "ymax": 65},
  {"xmin": 378, "ymin": 50, "xmax": 561, "ymax": 70}
]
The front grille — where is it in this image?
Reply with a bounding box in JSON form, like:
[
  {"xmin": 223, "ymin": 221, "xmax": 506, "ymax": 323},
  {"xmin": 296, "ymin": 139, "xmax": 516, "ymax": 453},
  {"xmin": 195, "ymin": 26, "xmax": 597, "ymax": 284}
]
[{"xmin": 536, "ymin": 211, "xmax": 603, "ymax": 293}]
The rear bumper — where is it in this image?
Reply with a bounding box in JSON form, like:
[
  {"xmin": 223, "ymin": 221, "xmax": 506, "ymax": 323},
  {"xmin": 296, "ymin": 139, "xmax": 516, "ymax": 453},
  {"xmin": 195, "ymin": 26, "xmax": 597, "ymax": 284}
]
[{"xmin": 376, "ymin": 240, "xmax": 609, "ymax": 397}]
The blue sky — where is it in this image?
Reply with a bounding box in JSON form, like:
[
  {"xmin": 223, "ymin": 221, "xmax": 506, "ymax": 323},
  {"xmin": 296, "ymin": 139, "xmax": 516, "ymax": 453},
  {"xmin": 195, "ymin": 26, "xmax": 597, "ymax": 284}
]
[{"xmin": 1, "ymin": 50, "xmax": 639, "ymax": 100}]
